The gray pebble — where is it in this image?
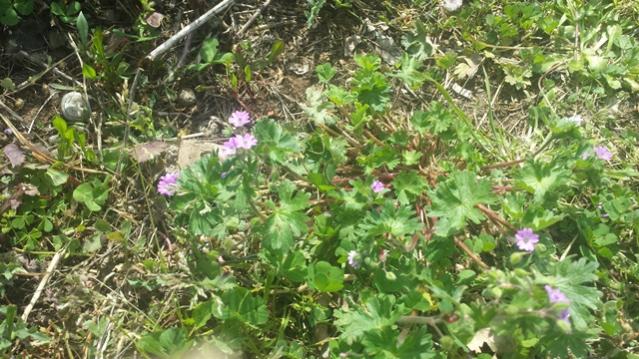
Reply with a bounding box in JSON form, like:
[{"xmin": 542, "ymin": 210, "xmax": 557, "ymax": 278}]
[{"xmin": 61, "ymin": 92, "xmax": 89, "ymax": 122}]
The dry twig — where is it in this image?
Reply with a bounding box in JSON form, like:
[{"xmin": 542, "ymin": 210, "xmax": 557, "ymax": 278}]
[
  {"xmin": 21, "ymin": 249, "xmax": 65, "ymax": 322},
  {"xmin": 146, "ymin": 0, "xmax": 236, "ymax": 61},
  {"xmin": 237, "ymin": 0, "xmax": 273, "ymax": 36}
]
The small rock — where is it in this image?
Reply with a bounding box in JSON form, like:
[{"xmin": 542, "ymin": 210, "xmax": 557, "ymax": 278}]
[
  {"xmin": 14, "ymin": 98, "xmax": 24, "ymax": 110},
  {"xmin": 60, "ymin": 92, "xmax": 89, "ymax": 122},
  {"xmin": 178, "ymin": 89, "xmax": 197, "ymax": 106}
]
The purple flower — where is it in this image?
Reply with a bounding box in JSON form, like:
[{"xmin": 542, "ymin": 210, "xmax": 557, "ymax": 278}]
[
  {"xmin": 3, "ymin": 128, "xmax": 12, "ymax": 135},
  {"xmin": 228, "ymin": 110, "xmax": 251, "ymax": 128},
  {"xmin": 219, "ymin": 138, "xmax": 238, "ymax": 160},
  {"xmin": 157, "ymin": 172, "xmax": 179, "ymax": 196},
  {"xmin": 218, "ymin": 133, "xmax": 257, "ymax": 160},
  {"xmin": 514, "ymin": 228, "xmax": 539, "ymax": 252},
  {"xmin": 347, "ymin": 250, "xmax": 360, "ymax": 269},
  {"xmin": 544, "ymin": 285, "xmax": 571, "ymax": 322},
  {"xmin": 544, "ymin": 285, "xmax": 568, "ymax": 303},
  {"xmin": 371, "ymin": 180, "xmax": 385, "ymax": 193},
  {"xmin": 594, "ymin": 145, "xmax": 612, "ymax": 161},
  {"xmin": 233, "ymin": 133, "xmax": 257, "ymax": 150}
]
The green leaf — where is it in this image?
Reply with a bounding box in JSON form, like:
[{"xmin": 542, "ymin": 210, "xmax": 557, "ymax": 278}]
[
  {"xmin": 308, "ymin": 261, "xmax": 343, "ymax": 292},
  {"xmin": 392, "ymin": 170, "xmax": 428, "ymax": 205},
  {"xmin": 360, "ymin": 202, "xmax": 422, "ymax": 239},
  {"xmin": 0, "ymin": 6, "xmax": 18, "ymax": 26},
  {"xmin": 13, "ymin": 0, "xmax": 34, "ymax": 16},
  {"xmin": 429, "ymin": 171, "xmax": 497, "ymax": 236},
  {"xmin": 267, "ymin": 39, "xmax": 284, "ymax": 63},
  {"xmin": 278, "ymin": 250, "xmax": 307, "ymax": 283},
  {"xmin": 254, "ymin": 119, "xmax": 302, "ymax": 163},
  {"xmin": 72, "ymin": 180, "xmax": 109, "ymax": 212},
  {"xmin": 393, "ymin": 53, "xmax": 426, "ymax": 89},
  {"xmin": 0, "ymin": 77, "xmax": 15, "ymax": 91},
  {"xmin": 263, "ymin": 183, "xmax": 309, "ymax": 250},
  {"xmin": 219, "ymin": 287, "xmax": 268, "ymax": 326},
  {"xmin": 515, "ymin": 161, "xmax": 570, "ymax": 204},
  {"xmin": 192, "ymin": 297, "xmax": 222, "ymax": 329},
  {"xmin": 301, "ymin": 86, "xmax": 336, "ymax": 125},
  {"xmin": 544, "ymin": 257, "xmax": 602, "ymax": 331},
  {"xmin": 82, "ymin": 64, "xmax": 96, "ymax": 79},
  {"xmin": 46, "ymin": 168, "xmax": 69, "ymax": 186},
  {"xmin": 402, "ymin": 21, "xmax": 434, "ymax": 60},
  {"xmin": 305, "ymin": 0, "xmax": 326, "ymax": 28},
  {"xmin": 73, "ymin": 183, "xmax": 101, "ymax": 211},
  {"xmin": 200, "ymin": 38, "xmax": 220, "ymax": 63},
  {"xmin": 411, "ymin": 102, "xmax": 456, "ymax": 135},
  {"xmin": 82, "ymin": 234, "xmax": 102, "ymax": 253},
  {"xmin": 76, "ymin": 11, "xmax": 88, "ymax": 45},
  {"xmin": 136, "ymin": 327, "xmax": 190, "ymax": 357},
  {"xmin": 316, "ymin": 63, "xmax": 337, "ymax": 83},
  {"xmin": 363, "ymin": 326, "xmax": 437, "ymax": 358},
  {"xmin": 334, "ymin": 294, "xmax": 406, "ymax": 344}
]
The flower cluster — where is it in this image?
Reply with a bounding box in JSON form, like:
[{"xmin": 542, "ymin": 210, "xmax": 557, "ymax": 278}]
[
  {"xmin": 219, "ymin": 111, "xmax": 258, "ymax": 160},
  {"xmin": 157, "ymin": 172, "xmax": 180, "ymax": 196}
]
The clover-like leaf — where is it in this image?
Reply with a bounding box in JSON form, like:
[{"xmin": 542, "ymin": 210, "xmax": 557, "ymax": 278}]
[{"xmin": 429, "ymin": 171, "xmax": 497, "ymax": 236}]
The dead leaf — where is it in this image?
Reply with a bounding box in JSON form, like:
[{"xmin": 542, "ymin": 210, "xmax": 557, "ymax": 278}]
[
  {"xmin": 21, "ymin": 183, "xmax": 39, "ymax": 196},
  {"xmin": 10, "ymin": 198, "xmax": 20, "ymax": 210},
  {"xmin": 131, "ymin": 141, "xmax": 169, "ymax": 163},
  {"xmin": 467, "ymin": 327, "xmax": 497, "ymax": 353},
  {"xmin": 4, "ymin": 143, "xmax": 25, "ymax": 167},
  {"xmin": 146, "ymin": 12, "xmax": 165, "ymax": 28},
  {"xmin": 178, "ymin": 140, "xmax": 218, "ymax": 168}
]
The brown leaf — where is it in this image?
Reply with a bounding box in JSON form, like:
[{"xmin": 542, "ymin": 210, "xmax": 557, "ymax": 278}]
[
  {"xmin": 146, "ymin": 12, "xmax": 165, "ymax": 28},
  {"xmin": 21, "ymin": 183, "xmax": 40, "ymax": 196},
  {"xmin": 131, "ymin": 141, "xmax": 170, "ymax": 163},
  {"xmin": 3, "ymin": 143, "xmax": 25, "ymax": 168},
  {"xmin": 178, "ymin": 140, "xmax": 218, "ymax": 168},
  {"xmin": 10, "ymin": 198, "xmax": 20, "ymax": 210},
  {"xmin": 467, "ymin": 327, "xmax": 497, "ymax": 353}
]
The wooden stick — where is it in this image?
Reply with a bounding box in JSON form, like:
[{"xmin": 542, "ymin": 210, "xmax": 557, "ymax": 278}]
[
  {"xmin": 237, "ymin": 0, "xmax": 273, "ymax": 36},
  {"xmin": 454, "ymin": 237, "xmax": 489, "ymax": 270},
  {"xmin": 476, "ymin": 204, "xmax": 514, "ymax": 230},
  {"xmin": 146, "ymin": 0, "xmax": 236, "ymax": 61},
  {"xmin": 21, "ymin": 249, "xmax": 65, "ymax": 322}
]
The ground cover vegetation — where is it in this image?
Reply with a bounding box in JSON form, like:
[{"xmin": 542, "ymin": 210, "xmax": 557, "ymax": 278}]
[{"xmin": 0, "ymin": 0, "xmax": 639, "ymax": 357}]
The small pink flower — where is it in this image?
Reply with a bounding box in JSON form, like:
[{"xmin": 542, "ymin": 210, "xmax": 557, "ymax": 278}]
[
  {"xmin": 514, "ymin": 228, "xmax": 539, "ymax": 252},
  {"xmin": 544, "ymin": 285, "xmax": 568, "ymax": 303},
  {"xmin": 371, "ymin": 180, "xmax": 385, "ymax": 193},
  {"xmin": 157, "ymin": 172, "xmax": 179, "ymax": 196},
  {"xmin": 218, "ymin": 134, "xmax": 257, "ymax": 160},
  {"xmin": 544, "ymin": 285, "xmax": 571, "ymax": 322},
  {"xmin": 234, "ymin": 133, "xmax": 257, "ymax": 149},
  {"xmin": 218, "ymin": 145, "xmax": 236, "ymax": 160},
  {"xmin": 228, "ymin": 110, "xmax": 251, "ymax": 128},
  {"xmin": 594, "ymin": 145, "xmax": 612, "ymax": 161}
]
